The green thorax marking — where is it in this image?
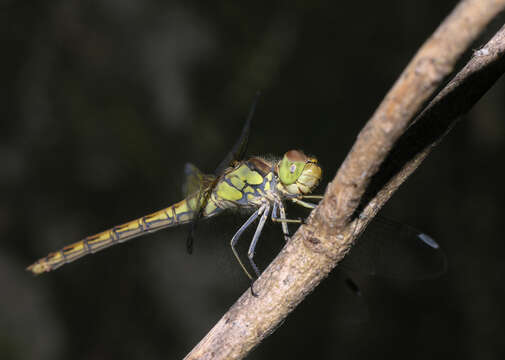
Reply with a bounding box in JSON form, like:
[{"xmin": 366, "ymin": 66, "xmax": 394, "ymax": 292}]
[{"xmin": 215, "ymin": 158, "xmax": 275, "ymax": 206}]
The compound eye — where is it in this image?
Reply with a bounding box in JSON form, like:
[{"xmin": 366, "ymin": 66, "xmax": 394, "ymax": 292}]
[{"xmin": 290, "ymin": 164, "xmax": 296, "ymax": 174}]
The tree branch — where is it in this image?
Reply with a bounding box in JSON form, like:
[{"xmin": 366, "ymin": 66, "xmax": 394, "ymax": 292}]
[
  {"xmin": 358, "ymin": 24, "xmax": 505, "ymax": 227},
  {"xmin": 184, "ymin": 1, "xmax": 505, "ymax": 359}
]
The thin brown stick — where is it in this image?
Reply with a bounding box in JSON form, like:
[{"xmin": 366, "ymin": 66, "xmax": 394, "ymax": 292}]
[
  {"xmin": 319, "ymin": 0, "xmax": 505, "ymax": 230},
  {"xmin": 184, "ymin": 1, "xmax": 505, "ymax": 359},
  {"xmin": 357, "ymin": 24, "xmax": 505, "ymax": 227}
]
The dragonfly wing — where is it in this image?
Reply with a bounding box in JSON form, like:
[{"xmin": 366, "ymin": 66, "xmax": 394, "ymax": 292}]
[
  {"xmin": 341, "ymin": 216, "xmax": 447, "ymax": 280},
  {"xmin": 214, "ymin": 91, "xmax": 260, "ymax": 175},
  {"xmin": 185, "ymin": 92, "xmax": 260, "ymax": 252},
  {"xmin": 183, "ymin": 164, "xmax": 210, "ymax": 198},
  {"xmin": 182, "ymin": 163, "xmax": 217, "ymax": 253},
  {"xmin": 182, "ymin": 163, "xmax": 217, "ymax": 213}
]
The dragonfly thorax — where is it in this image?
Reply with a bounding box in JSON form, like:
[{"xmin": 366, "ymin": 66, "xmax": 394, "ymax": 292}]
[{"xmin": 210, "ymin": 150, "xmax": 321, "ymax": 210}]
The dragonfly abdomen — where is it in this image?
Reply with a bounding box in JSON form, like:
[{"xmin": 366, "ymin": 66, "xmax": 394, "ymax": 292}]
[{"xmin": 27, "ymin": 197, "xmax": 223, "ymax": 275}]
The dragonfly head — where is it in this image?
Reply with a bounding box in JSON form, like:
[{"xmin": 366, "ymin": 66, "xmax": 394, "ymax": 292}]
[{"xmin": 277, "ymin": 150, "xmax": 322, "ymax": 195}]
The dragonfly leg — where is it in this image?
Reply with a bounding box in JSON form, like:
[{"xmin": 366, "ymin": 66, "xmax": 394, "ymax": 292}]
[
  {"xmin": 271, "ymin": 201, "xmax": 303, "ymax": 241},
  {"xmin": 230, "ymin": 204, "xmax": 265, "ymax": 281},
  {"xmin": 250, "ymin": 279, "xmax": 259, "ymax": 297},
  {"xmin": 247, "ymin": 203, "xmax": 271, "ymax": 278},
  {"xmin": 271, "ymin": 202, "xmax": 289, "ymax": 241},
  {"xmin": 289, "ymin": 197, "xmax": 318, "ymax": 209},
  {"xmin": 277, "ymin": 201, "xmax": 289, "ymax": 240},
  {"xmin": 298, "ymin": 194, "xmax": 323, "ymax": 199}
]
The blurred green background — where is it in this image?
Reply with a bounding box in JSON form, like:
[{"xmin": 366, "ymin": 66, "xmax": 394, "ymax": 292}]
[{"xmin": 2, "ymin": 1, "xmax": 505, "ymax": 359}]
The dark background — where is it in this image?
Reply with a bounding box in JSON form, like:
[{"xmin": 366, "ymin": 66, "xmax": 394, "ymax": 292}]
[{"xmin": 2, "ymin": 1, "xmax": 505, "ymax": 359}]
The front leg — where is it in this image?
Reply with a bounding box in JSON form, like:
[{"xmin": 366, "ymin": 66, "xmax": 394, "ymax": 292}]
[
  {"xmin": 288, "ymin": 194, "xmax": 323, "ymax": 209},
  {"xmin": 271, "ymin": 201, "xmax": 304, "ymax": 241},
  {"xmin": 297, "ymin": 195, "xmax": 323, "ymax": 199}
]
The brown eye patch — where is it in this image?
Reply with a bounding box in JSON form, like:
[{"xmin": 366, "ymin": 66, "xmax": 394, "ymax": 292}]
[{"xmin": 285, "ymin": 150, "xmax": 307, "ymax": 162}]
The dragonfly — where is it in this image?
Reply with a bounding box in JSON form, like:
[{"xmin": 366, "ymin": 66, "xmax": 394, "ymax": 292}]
[
  {"xmin": 27, "ymin": 94, "xmax": 445, "ymax": 289},
  {"xmin": 27, "ymin": 94, "xmax": 321, "ymax": 283}
]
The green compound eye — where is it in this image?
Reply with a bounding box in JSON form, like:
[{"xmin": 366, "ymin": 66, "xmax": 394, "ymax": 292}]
[{"xmin": 278, "ymin": 150, "xmax": 307, "ymax": 185}]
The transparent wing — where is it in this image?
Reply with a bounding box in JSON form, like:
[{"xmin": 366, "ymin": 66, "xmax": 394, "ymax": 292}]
[
  {"xmin": 214, "ymin": 91, "xmax": 260, "ymax": 175},
  {"xmin": 182, "ymin": 163, "xmax": 216, "ymax": 211},
  {"xmin": 183, "ymin": 164, "xmax": 210, "ymax": 196},
  {"xmin": 341, "ymin": 216, "xmax": 447, "ymax": 280},
  {"xmin": 183, "ymin": 163, "xmax": 217, "ymax": 253},
  {"xmin": 185, "ymin": 92, "xmax": 259, "ymax": 215},
  {"xmin": 186, "ymin": 93, "xmax": 260, "ymax": 253}
]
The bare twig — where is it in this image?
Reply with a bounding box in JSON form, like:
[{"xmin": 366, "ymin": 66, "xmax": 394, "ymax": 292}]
[
  {"xmin": 357, "ymin": 24, "xmax": 505, "ymax": 227},
  {"xmin": 184, "ymin": 1, "xmax": 505, "ymax": 359}
]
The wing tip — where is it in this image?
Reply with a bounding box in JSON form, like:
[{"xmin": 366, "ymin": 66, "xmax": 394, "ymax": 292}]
[{"xmin": 418, "ymin": 233, "xmax": 439, "ymax": 249}]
